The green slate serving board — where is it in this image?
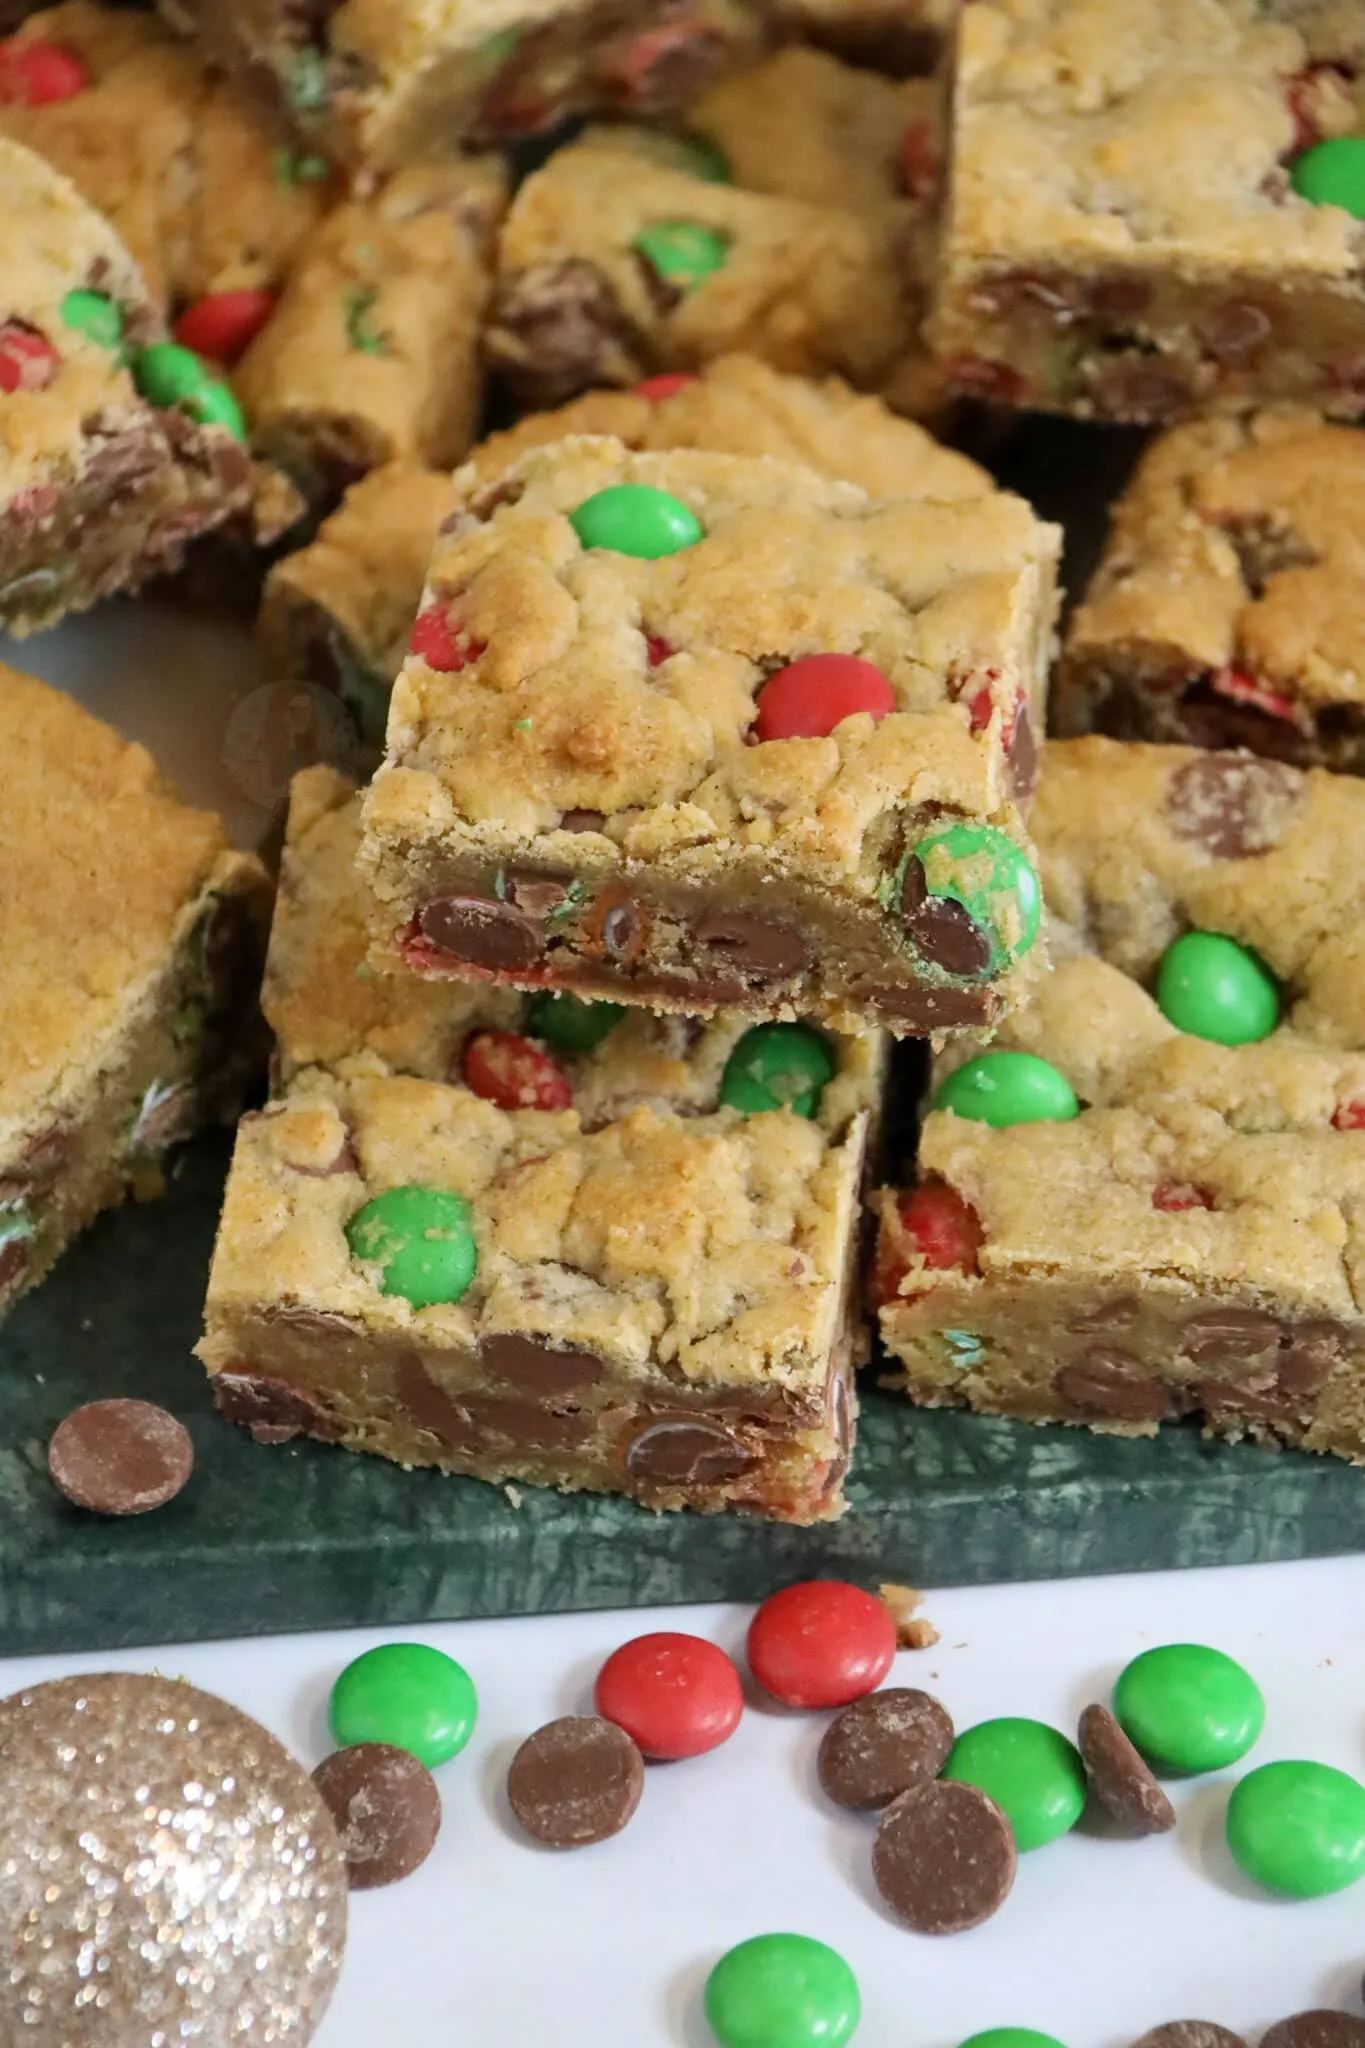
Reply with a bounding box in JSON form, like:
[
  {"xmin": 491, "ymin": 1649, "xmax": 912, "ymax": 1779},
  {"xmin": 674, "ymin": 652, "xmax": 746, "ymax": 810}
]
[{"xmin": 1, "ymin": 1132, "xmax": 1362, "ymax": 1659}]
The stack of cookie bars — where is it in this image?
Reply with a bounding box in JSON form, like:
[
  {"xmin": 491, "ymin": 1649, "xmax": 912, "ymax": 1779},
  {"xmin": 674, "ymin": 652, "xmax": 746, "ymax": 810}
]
[{"xmin": 9, "ymin": 0, "xmax": 1365, "ymax": 1517}]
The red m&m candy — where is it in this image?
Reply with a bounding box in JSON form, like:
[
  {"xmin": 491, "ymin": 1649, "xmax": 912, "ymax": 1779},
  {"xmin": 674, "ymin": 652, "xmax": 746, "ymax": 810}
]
[
  {"xmin": 460, "ymin": 1031, "xmax": 572, "ymax": 1111},
  {"xmin": 0, "ymin": 323, "xmax": 57, "ymax": 394},
  {"xmin": 754, "ymin": 654, "xmax": 895, "ymax": 742},
  {"xmin": 748, "ymin": 1581, "xmax": 896, "ymax": 1709},
  {"xmin": 173, "ymin": 289, "xmax": 276, "ymax": 367},
  {"xmin": 595, "ymin": 1632, "xmax": 743, "ymax": 1759},
  {"xmin": 632, "ymin": 372, "xmax": 698, "ymax": 402},
  {"xmin": 410, "ymin": 603, "xmax": 485, "ymax": 673},
  {"xmin": 0, "ymin": 36, "xmax": 88, "ymax": 105}
]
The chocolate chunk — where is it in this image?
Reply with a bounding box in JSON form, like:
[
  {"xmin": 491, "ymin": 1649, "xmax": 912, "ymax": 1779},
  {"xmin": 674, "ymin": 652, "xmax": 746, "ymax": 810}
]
[
  {"xmin": 626, "ymin": 1417, "xmax": 754, "ymax": 1486},
  {"xmin": 1278, "ymin": 1320, "xmax": 1350, "ymax": 1398},
  {"xmin": 1087, "ymin": 274, "xmax": 1152, "ymax": 320},
  {"xmin": 1007, "ymin": 701, "xmax": 1039, "ymax": 797},
  {"xmin": 1078, "ymin": 1704, "xmax": 1176, "ymax": 1835},
  {"xmin": 417, "ymin": 895, "xmax": 541, "ymax": 972},
  {"xmin": 871, "ymin": 1778, "xmax": 1017, "ymax": 1934},
  {"xmin": 505, "ymin": 872, "xmax": 570, "ymax": 918},
  {"xmin": 1131, "ymin": 2028, "xmax": 1248, "ymax": 2048},
  {"xmin": 818, "ymin": 1689, "xmax": 955, "ymax": 1811},
  {"xmin": 48, "ymin": 1398, "xmax": 193, "ymax": 1516},
  {"xmin": 1198, "ymin": 302, "xmax": 1271, "ymax": 366},
  {"xmin": 1181, "ymin": 1307, "xmax": 1281, "ymax": 1375},
  {"xmin": 1260, "ymin": 2019, "xmax": 1365, "ymax": 2048},
  {"xmin": 561, "ymin": 809, "xmax": 606, "ymax": 833},
  {"xmin": 312, "ymin": 1743, "xmax": 442, "ymax": 1889},
  {"xmin": 0, "ymin": 1232, "xmax": 31, "ymax": 1293},
  {"xmin": 1177, "ymin": 686, "xmax": 1311, "ymax": 765},
  {"xmin": 393, "ymin": 1357, "xmax": 484, "ymax": 1451},
  {"xmin": 1069, "ymin": 1296, "xmax": 1140, "ymax": 1335},
  {"xmin": 480, "ymin": 1333, "xmax": 605, "ymax": 1399},
  {"xmin": 860, "ymin": 984, "xmax": 993, "ymax": 1029},
  {"xmin": 899, "ymin": 856, "xmax": 992, "ymax": 977},
  {"xmin": 1198, "ymin": 1379, "xmax": 1299, "ymax": 1428},
  {"xmin": 462, "ymin": 1395, "xmax": 595, "ymax": 1450},
  {"xmin": 488, "ymin": 259, "xmax": 640, "ymax": 408},
  {"xmin": 1054, "ymin": 1349, "xmax": 1168, "ymax": 1423},
  {"xmin": 213, "ymin": 1370, "xmax": 331, "ymax": 1444},
  {"xmin": 506, "ymin": 1716, "xmax": 644, "ymax": 1848},
  {"xmin": 1166, "ymin": 754, "xmax": 1301, "ymax": 859},
  {"xmin": 692, "ymin": 909, "xmax": 807, "ymax": 983},
  {"xmin": 1084, "ymin": 353, "xmax": 1195, "ymax": 424}
]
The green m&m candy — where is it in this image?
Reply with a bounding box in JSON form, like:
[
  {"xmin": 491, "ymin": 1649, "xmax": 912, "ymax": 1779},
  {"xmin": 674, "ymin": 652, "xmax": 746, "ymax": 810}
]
[
  {"xmin": 901, "ymin": 823, "xmax": 1042, "ymax": 974},
  {"xmin": 959, "ymin": 2033, "xmax": 1068, "ymax": 2048},
  {"xmin": 1113, "ymin": 1643, "xmax": 1264, "ymax": 1775},
  {"xmin": 940, "ymin": 1718, "xmax": 1087, "ymax": 1852},
  {"xmin": 1227, "ymin": 1759, "xmax": 1365, "ymax": 1898},
  {"xmin": 634, "ymin": 219, "xmax": 730, "ymax": 289},
  {"xmin": 61, "ymin": 288, "xmax": 123, "ymax": 349},
  {"xmin": 525, "ymin": 990, "xmax": 625, "ymax": 1052},
  {"xmin": 570, "ymin": 481, "xmax": 703, "ymax": 558},
  {"xmin": 720, "ymin": 1023, "xmax": 835, "ymax": 1118},
  {"xmin": 180, "ymin": 377, "xmax": 247, "ymax": 440},
  {"xmin": 704, "ymin": 1934, "xmax": 860, "ymax": 2048},
  {"xmin": 1156, "ymin": 931, "xmax": 1279, "ymax": 1045},
  {"xmin": 1291, "ymin": 135, "xmax": 1365, "ymax": 218},
  {"xmin": 132, "ymin": 340, "xmax": 211, "ymax": 407},
  {"xmin": 932, "ymin": 1050, "xmax": 1078, "ymax": 1128},
  {"xmin": 330, "ymin": 1642, "xmax": 478, "ymax": 1768},
  {"xmin": 345, "ymin": 1185, "xmax": 476, "ymax": 1307}
]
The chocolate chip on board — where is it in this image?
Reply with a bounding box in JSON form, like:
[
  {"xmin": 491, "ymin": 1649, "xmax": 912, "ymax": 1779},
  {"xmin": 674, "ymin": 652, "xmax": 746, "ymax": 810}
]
[
  {"xmin": 1260, "ymin": 2018, "xmax": 1365, "ymax": 2048},
  {"xmin": 1165, "ymin": 754, "xmax": 1300, "ymax": 860},
  {"xmin": 507, "ymin": 1716, "xmax": 645, "ymax": 1848},
  {"xmin": 1078, "ymin": 1704, "xmax": 1176, "ymax": 1835},
  {"xmin": 1130, "ymin": 2026, "xmax": 1249, "ymax": 2048},
  {"xmin": 625, "ymin": 1417, "xmax": 754, "ymax": 1485},
  {"xmin": 899, "ymin": 856, "xmax": 992, "ymax": 976},
  {"xmin": 692, "ymin": 909, "xmax": 808, "ymax": 982},
  {"xmin": 417, "ymin": 896, "xmax": 541, "ymax": 971},
  {"xmin": 818, "ymin": 1689, "xmax": 955, "ymax": 1811},
  {"xmin": 312, "ymin": 1742, "xmax": 442, "ymax": 1889},
  {"xmin": 872, "ymin": 1778, "xmax": 1017, "ymax": 1934},
  {"xmin": 48, "ymin": 1398, "xmax": 194, "ymax": 1516}
]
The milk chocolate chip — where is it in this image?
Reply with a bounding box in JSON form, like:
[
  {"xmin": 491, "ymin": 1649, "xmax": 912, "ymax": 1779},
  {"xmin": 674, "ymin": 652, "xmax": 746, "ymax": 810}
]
[
  {"xmin": 626, "ymin": 1417, "xmax": 754, "ymax": 1485},
  {"xmin": 1007, "ymin": 700, "xmax": 1039, "ymax": 797},
  {"xmin": 1166, "ymin": 754, "xmax": 1300, "ymax": 860},
  {"xmin": 481, "ymin": 1333, "xmax": 605, "ymax": 1399},
  {"xmin": 1132, "ymin": 2028, "xmax": 1249, "ymax": 2048},
  {"xmin": 507, "ymin": 1716, "xmax": 644, "ymax": 1849},
  {"xmin": 692, "ymin": 909, "xmax": 807, "ymax": 982},
  {"xmin": 1278, "ymin": 1320, "xmax": 1349, "ymax": 1398},
  {"xmin": 1054, "ymin": 1348, "xmax": 1168, "ymax": 1422},
  {"xmin": 596, "ymin": 892, "xmax": 644, "ymax": 962},
  {"xmin": 1181, "ymin": 1307, "xmax": 1281, "ymax": 1376},
  {"xmin": 899, "ymin": 857, "xmax": 992, "ymax": 977},
  {"xmin": 48, "ymin": 1399, "xmax": 194, "ymax": 1516},
  {"xmin": 313, "ymin": 1743, "xmax": 442, "ymax": 1889},
  {"xmin": 214, "ymin": 1370, "xmax": 332, "ymax": 1444},
  {"xmin": 418, "ymin": 895, "xmax": 541, "ymax": 971},
  {"xmin": 872, "ymin": 1778, "xmax": 1017, "ymax": 1934},
  {"xmin": 1078, "ymin": 1704, "xmax": 1176, "ymax": 1835}
]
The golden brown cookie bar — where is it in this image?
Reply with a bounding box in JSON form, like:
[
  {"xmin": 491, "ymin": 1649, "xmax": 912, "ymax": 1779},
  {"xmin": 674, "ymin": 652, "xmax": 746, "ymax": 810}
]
[
  {"xmin": 199, "ymin": 765, "xmax": 881, "ymax": 1521},
  {"xmin": 358, "ymin": 436, "xmax": 1057, "ymax": 1037},
  {"xmin": 876, "ymin": 736, "xmax": 1365, "ymax": 1462},
  {"xmin": 928, "ymin": 0, "xmax": 1365, "ymax": 423},
  {"xmin": 0, "ymin": 135, "xmax": 251, "ymax": 634},
  {"xmin": 0, "ymin": 3, "xmax": 334, "ymax": 309},
  {"xmin": 234, "ymin": 158, "xmax": 506, "ymax": 508},
  {"xmin": 1057, "ymin": 409, "xmax": 1365, "ymax": 773},
  {"xmin": 257, "ymin": 354, "xmax": 992, "ymax": 759},
  {"xmin": 161, "ymin": 0, "xmax": 759, "ymax": 176},
  {"xmin": 487, "ymin": 137, "xmax": 919, "ymax": 408},
  {"xmin": 0, "ymin": 665, "xmax": 270, "ymax": 1326}
]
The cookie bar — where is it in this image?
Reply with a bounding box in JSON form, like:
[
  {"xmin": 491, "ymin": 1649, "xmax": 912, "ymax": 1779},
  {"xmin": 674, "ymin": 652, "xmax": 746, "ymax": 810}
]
[
  {"xmin": 928, "ymin": 0, "xmax": 1365, "ymax": 423},
  {"xmin": 199, "ymin": 766, "xmax": 882, "ymax": 1523},
  {"xmin": 358, "ymin": 436, "xmax": 1057, "ymax": 1038},
  {"xmin": 0, "ymin": 134, "xmax": 251, "ymax": 634},
  {"xmin": 1, "ymin": 665, "xmax": 270, "ymax": 1326},
  {"xmin": 876, "ymin": 736, "xmax": 1365, "ymax": 1463},
  {"xmin": 486, "ymin": 136, "xmax": 918, "ymax": 408},
  {"xmin": 257, "ymin": 354, "xmax": 992, "ymax": 759},
  {"xmin": 1057, "ymin": 409, "xmax": 1365, "ymax": 774},
  {"xmin": 759, "ymin": 0, "xmax": 951, "ymax": 74},
  {"xmin": 161, "ymin": 0, "xmax": 758, "ymax": 177},
  {"xmin": 234, "ymin": 158, "xmax": 506, "ymax": 507}
]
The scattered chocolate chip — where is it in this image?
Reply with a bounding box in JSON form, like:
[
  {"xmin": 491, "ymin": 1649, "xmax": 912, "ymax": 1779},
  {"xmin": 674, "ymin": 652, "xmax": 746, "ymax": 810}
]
[
  {"xmin": 692, "ymin": 909, "xmax": 808, "ymax": 983},
  {"xmin": 393, "ymin": 1356, "xmax": 483, "ymax": 1451},
  {"xmin": 625, "ymin": 1417, "xmax": 754, "ymax": 1486},
  {"xmin": 1198, "ymin": 302, "xmax": 1271, "ymax": 366},
  {"xmin": 1131, "ymin": 2027, "xmax": 1248, "ymax": 2048},
  {"xmin": 312, "ymin": 1743, "xmax": 442, "ymax": 1889},
  {"xmin": 1084, "ymin": 353, "xmax": 1194, "ymax": 424},
  {"xmin": 1260, "ymin": 2019, "xmax": 1365, "ymax": 2048},
  {"xmin": 507, "ymin": 1715, "xmax": 645, "ymax": 1848},
  {"xmin": 1007, "ymin": 701, "xmax": 1039, "ymax": 797},
  {"xmin": 1165, "ymin": 754, "xmax": 1301, "ymax": 860},
  {"xmin": 818, "ymin": 1689, "xmax": 955, "ymax": 1811},
  {"xmin": 213, "ymin": 1370, "xmax": 331, "ymax": 1444},
  {"xmin": 872, "ymin": 1778, "xmax": 1017, "ymax": 1934},
  {"xmin": 1181, "ymin": 1308, "xmax": 1282, "ymax": 1375},
  {"xmin": 488, "ymin": 258, "xmax": 640, "ymax": 408},
  {"xmin": 898, "ymin": 856, "xmax": 992, "ymax": 976},
  {"xmin": 48, "ymin": 1398, "xmax": 193, "ymax": 1516},
  {"xmin": 1087, "ymin": 274, "xmax": 1152, "ymax": 320},
  {"xmin": 1277, "ymin": 1321, "xmax": 1350, "ymax": 1398},
  {"xmin": 1198, "ymin": 1379, "xmax": 1299, "ymax": 1427},
  {"xmin": 1054, "ymin": 1349, "xmax": 1168, "ymax": 1422},
  {"xmin": 561, "ymin": 809, "xmax": 606, "ymax": 833},
  {"xmin": 1069, "ymin": 1296, "xmax": 1140, "ymax": 1335},
  {"xmin": 480, "ymin": 1333, "xmax": 605, "ymax": 1399},
  {"xmin": 463, "ymin": 1396, "xmax": 595, "ymax": 1450},
  {"xmin": 417, "ymin": 895, "xmax": 541, "ymax": 972},
  {"xmin": 1078, "ymin": 1704, "xmax": 1176, "ymax": 1835}
]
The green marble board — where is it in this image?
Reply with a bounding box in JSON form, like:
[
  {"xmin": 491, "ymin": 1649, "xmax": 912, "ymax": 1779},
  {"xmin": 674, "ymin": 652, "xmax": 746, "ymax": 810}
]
[{"xmin": 1, "ymin": 1132, "xmax": 1362, "ymax": 1659}]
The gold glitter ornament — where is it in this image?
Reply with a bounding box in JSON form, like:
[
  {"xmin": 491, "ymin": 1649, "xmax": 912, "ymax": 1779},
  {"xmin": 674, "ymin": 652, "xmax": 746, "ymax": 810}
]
[{"xmin": 0, "ymin": 1672, "xmax": 348, "ymax": 2045}]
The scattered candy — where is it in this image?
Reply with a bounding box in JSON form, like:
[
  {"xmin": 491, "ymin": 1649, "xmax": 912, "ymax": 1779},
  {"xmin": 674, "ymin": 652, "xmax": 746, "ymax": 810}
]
[
  {"xmin": 818, "ymin": 1688, "xmax": 955, "ymax": 1811},
  {"xmin": 60, "ymin": 287, "xmax": 122, "ymax": 349},
  {"xmin": 1077, "ymin": 1703, "xmax": 1175, "ymax": 1835},
  {"xmin": 409, "ymin": 602, "xmax": 484, "ymax": 671},
  {"xmin": 1290, "ymin": 135, "xmax": 1365, "ymax": 217},
  {"xmin": 704, "ymin": 1933, "xmax": 860, "ymax": 2048},
  {"xmin": 330, "ymin": 1642, "xmax": 478, "ymax": 1769},
  {"xmin": 881, "ymin": 1183, "xmax": 984, "ymax": 1284},
  {"xmin": 932, "ymin": 1050, "xmax": 1079, "ymax": 1128},
  {"xmin": 0, "ymin": 323, "xmax": 57, "ymax": 393},
  {"xmin": 173, "ymin": 288, "xmax": 276, "ymax": 366},
  {"xmin": 633, "ymin": 219, "xmax": 730, "ymax": 289},
  {"xmin": 748, "ymin": 1580, "xmax": 896, "ymax": 1709},
  {"xmin": 753, "ymin": 654, "xmax": 896, "ymax": 742},
  {"xmin": 312, "ymin": 1741, "xmax": 442, "ymax": 1889},
  {"xmin": 903, "ymin": 823, "xmax": 1042, "ymax": 972},
  {"xmin": 47, "ymin": 1397, "xmax": 193, "ymax": 1516},
  {"xmin": 345, "ymin": 1184, "xmax": 477, "ymax": 1306},
  {"xmin": 633, "ymin": 371, "xmax": 699, "ymax": 400},
  {"xmin": 1226, "ymin": 1760, "xmax": 1365, "ymax": 1898},
  {"xmin": 0, "ymin": 34, "xmax": 87, "ymax": 105},
  {"xmin": 872, "ymin": 1778, "xmax": 1017, "ymax": 1933},
  {"xmin": 595, "ymin": 1632, "xmax": 743, "ymax": 1759},
  {"xmin": 1113, "ymin": 1643, "xmax": 1264, "ymax": 1774},
  {"xmin": 957, "ymin": 2033, "xmax": 1068, "ymax": 2048},
  {"xmin": 461, "ymin": 1029, "xmax": 573, "ymax": 1110},
  {"xmin": 941, "ymin": 1717, "xmax": 1087, "ymax": 1851},
  {"xmin": 526, "ymin": 990, "xmax": 626, "ymax": 1051},
  {"xmin": 182, "ymin": 376, "xmax": 248, "ymax": 438},
  {"xmin": 1156, "ymin": 932, "xmax": 1279, "ymax": 1046},
  {"xmin": 506, "ymin": 1715, "xmax": 645, "ymax": 1847},
  {"xmin": 569, "ymin": 481, "xmax": 703, "ymax": 558},
  {"xmin": 719, "ymin": 1022, "xmax": 834, "ymax": 1118},
  {"xmin": 131, "ymin": 341, "xmax": 247, "ymax": 439}
]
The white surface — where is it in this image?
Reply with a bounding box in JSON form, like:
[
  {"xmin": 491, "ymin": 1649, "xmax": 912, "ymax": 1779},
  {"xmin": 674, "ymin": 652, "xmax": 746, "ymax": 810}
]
[{"xmin": 5, "ymin": 1557, "xmax": 1365, "ymax": 2046}]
